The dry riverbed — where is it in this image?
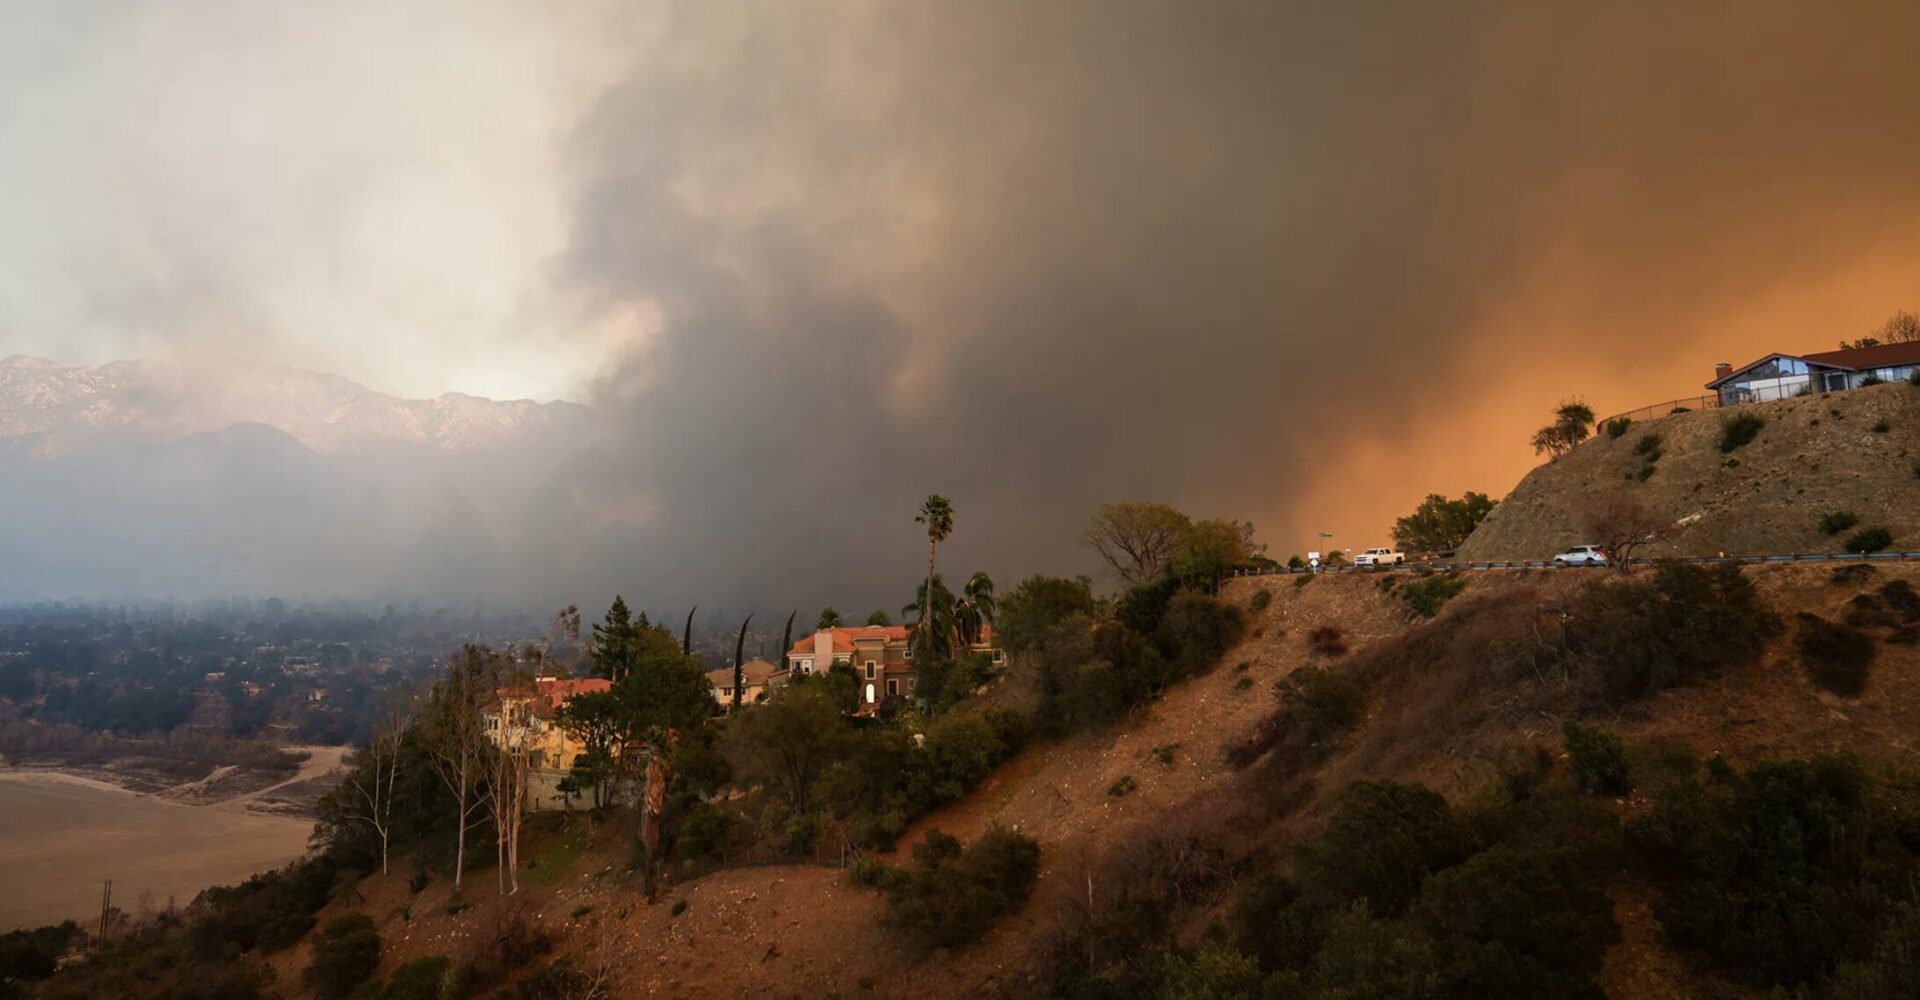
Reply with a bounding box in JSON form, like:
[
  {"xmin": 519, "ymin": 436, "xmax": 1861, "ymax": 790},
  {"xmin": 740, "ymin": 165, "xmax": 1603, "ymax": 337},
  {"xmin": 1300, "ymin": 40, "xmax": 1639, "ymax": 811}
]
[{"xmin": 0, "ymin": 746, "xmax": 348, "ymax": 931}]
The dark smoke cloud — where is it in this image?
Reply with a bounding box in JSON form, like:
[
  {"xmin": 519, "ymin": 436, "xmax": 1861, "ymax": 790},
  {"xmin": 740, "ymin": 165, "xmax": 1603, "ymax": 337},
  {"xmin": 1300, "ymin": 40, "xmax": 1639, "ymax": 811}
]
[{"xmin": 553, "ymin": 1, "xmax": 1920, "ymax": 611}]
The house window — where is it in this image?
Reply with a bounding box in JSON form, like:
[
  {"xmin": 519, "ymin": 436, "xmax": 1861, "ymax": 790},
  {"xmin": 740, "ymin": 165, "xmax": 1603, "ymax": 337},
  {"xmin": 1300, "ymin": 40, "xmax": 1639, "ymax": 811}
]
[
  {"xmin": 887, "ymin": 678, "xmax": 899, "ymax": 695},
  {"xmin": 865, "ymin": 660, "xmax": 877, "ymax": 679}
]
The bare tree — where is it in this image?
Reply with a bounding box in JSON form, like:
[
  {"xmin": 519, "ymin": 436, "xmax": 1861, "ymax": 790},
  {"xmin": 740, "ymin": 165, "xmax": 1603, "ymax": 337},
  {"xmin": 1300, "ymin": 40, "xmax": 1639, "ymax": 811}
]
[
  {"xmin": 1082, "ymin": 502, "xmax": 1192, "ymax": 588},
  {"xmin": 423, "ymin": 645, "xmax": 499, "ymax": 893},
  {"xmin": 487, "ymin": 719, "xmax": 532, "ymax": 895},
  {"xmin": 1579, "ymin": 492, "xmax": 1665, "ymax": 572},
  {"xmin": 343, "ymin": 690, "xmax": 416, "ymax": 875}
]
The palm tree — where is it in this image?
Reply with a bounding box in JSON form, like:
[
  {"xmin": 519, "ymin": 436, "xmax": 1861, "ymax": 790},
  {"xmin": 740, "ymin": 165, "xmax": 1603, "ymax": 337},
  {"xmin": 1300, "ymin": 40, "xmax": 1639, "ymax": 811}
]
[
  {"xmin": 914, "ymin": 494, "xmax": 954, "ymax": 658},
  {"xmin": 954, "ymin": 571, "xmax": 996, "ymax": 647},
  {"xmin": 903, "ymin": 575, "xmax": 957, "ymax": 661}
]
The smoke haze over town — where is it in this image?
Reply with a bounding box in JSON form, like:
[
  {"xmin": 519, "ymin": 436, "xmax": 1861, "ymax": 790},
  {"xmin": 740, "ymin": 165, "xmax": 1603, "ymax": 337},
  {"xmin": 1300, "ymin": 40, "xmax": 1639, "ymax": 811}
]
[{"xmin": 5, "ymin": 1, "xmax": 1920, "ymax": 610}]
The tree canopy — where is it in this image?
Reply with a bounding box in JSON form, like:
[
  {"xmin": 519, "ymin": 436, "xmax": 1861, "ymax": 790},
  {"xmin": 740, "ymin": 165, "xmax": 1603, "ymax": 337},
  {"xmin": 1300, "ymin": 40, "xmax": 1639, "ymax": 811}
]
[
  {"xmin": 1083, "ymin": 502, "xmax": 1193, "ymax": 588},
  {"xmin": 1391, "ymin": 492, "xmax": 1496, "ymax": 553}
]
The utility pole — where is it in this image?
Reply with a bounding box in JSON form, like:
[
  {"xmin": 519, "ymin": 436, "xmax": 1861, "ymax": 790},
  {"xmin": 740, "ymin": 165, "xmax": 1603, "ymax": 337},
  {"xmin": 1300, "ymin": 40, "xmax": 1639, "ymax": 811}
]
[{"xmin": 98, "ymin": 879, "xmax": 112, "ymax": 940}]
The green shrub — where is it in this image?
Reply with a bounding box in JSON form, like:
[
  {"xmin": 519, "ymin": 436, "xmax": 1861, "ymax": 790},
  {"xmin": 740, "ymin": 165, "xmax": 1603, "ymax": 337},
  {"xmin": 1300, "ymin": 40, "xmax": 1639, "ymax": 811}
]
[
  {"xmin": 1820, "ymin": 510, "xmax": 1861, "ymax": 535},
  {"xmin": 1562, "ymin": 721, "xmax": 1630, "ymax": 795},
  {"xmin": 1307, "ymin": 625, "xmax": 1348, "ymax": 656},
  {"xmin": 1399, "ymin": 575, "xmax": 1466, "ymax": 619},
  {"xmin": 1845, "ymin": 526, "xmax": 1894, "ymax": 554},
  {"xmin": 1108, "ymin": 775, "xmax": 1137, "ymax": 797},
  {"xmin": 1114, "ymin": 577, "xmax": 1180, "ymax": 636},
  {"xmin": 192, "ymin": 855, "xmax": 342, "ymax": 955},
  {"xmin": 1248, "ymin": 588, "xmax": 1273, "ymax": 612},
  {"xmin": 1635, "ymin": 464, "xmax": 1656, "ymax": 481},
  {"xmin": 1277, "ymin": 667, "xmax": 1363, "ymax": 751},
  {"xmin": 1294, "ymin": 781, "xmax": 1472, "ymax": 915},
  {"xmin": 675, "ymin": 804, "xmax": 736, "ymax": 860},
  {"xmin": 1796, "ymin": 614, "xmax": 1876, "ymax": 696},
  {"xmin": 1414, "ymin": 844, "xmax": 1620, "ymax": 999},
  {"xmin": 1880, "ymin": 580, "xmax": 1920, "ymax": 620},
  {"xmin": 1233, "ymin": 675, "xmax": 1252, "ymax": 690},
  {"xmin": 1155, "ymin": 593, "xmax": 1246, "ymax": 677},
  {"xmin": 1152, "ymin": 743, "xmax": 1178, "ymax": 765},
  {"xmin": 1862, "ymin": 373, "xmax": 1886, "ymax": 386},
  {"xmin": 382, "ymin": 955, "xmax": 452, "ymax": 1000},
  {"xmin": 1872, "ymin": 420, "xmax": 1892, "ymax": 433},
  {"xmin": 1604, "ymin": 416, "xmax": 1633, "ymax": 438},
  {"xmin": 1831, "ymin": 563, "xmax": 1876, "ymax": 586},
  {"xmin": 1567, "ymin": 562, "xmax": 1780, "ymax": 702},
  {"xmin": 879, "ymin": 828, "xmax": 1040, "ymax": 948},
  {"xmin": 1845, "ymin": 593, "xmax": 1899, "ymax": 629},
  {"xmin": 1633, "ymin": 432, "xmax": 1663, "ymax": 458},
  {"xmin": 993, "ymin": 574, "xmax": 1097, "ymax": 653},
  {"xmin": 303, "ymin": 915, "xmax": 381, "ymax": 1000},
  {"xmin": 1719, "ymin": 412, "xmax": 1765, "ymax": 453},
  {"xmin": 1631, "ymin": 754, "xmax": 1881, "ymax": 987},
  {"xmin": 0, "ymin": 921, "xmax": 80, "ymax": 984}
]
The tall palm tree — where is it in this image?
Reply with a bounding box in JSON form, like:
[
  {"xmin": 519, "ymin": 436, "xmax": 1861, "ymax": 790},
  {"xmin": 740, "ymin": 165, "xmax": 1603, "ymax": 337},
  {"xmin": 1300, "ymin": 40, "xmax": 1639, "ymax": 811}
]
[
  {"xmin": 955, "ymin": 571, "xmax": 996, "ymax": 647},
  {"xmin": 914, "ymin": 494, "xmax": 954, "ymax": 658}
]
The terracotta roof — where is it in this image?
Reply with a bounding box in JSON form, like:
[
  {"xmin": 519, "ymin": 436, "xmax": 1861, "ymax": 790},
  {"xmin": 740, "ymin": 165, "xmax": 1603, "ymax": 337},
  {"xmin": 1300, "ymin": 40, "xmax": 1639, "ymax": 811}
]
[
  {"xmin": 490, "ymin": 676, "xmax": 612, "ymax": 720},
  {"xmin": 707, "ymin": 659, "xmax": 781, "ymax": 687},
  {"xmin": 784, "ymin": 624, "xmax": 1000, "ymax": 659},
  {"xmin": 786, "ymin": 625, "xmax": 910, "ymax": 658}
]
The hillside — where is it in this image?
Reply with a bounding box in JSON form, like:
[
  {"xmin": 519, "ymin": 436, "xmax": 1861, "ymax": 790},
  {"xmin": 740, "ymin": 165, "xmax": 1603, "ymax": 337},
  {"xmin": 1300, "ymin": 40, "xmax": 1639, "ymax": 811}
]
[
  {"xmin": 62, "ymin": 561, "xmax": 1917, "ymax": 999},
  {"xmin": 1460, "ymin": 382, "xmax": 1920, "ymax": 561}
]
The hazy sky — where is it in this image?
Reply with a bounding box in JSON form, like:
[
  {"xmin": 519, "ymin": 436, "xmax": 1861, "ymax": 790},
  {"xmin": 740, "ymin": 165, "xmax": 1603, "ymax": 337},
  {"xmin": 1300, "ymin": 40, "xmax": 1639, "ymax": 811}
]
[{"xmin": 3, "ymin": 1, "xmax": 1919, "ymax": 606}]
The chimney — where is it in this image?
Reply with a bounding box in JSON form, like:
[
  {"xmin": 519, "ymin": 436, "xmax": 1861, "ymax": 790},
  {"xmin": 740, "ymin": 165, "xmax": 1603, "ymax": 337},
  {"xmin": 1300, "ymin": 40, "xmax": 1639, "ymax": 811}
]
[
  {"xmin": 812, "ymin": 628, "xmax": 833, "ymax": 675},
  {"xmin": 1713, "ymin": 362, "xmax": 1733, "ymax": 380}
]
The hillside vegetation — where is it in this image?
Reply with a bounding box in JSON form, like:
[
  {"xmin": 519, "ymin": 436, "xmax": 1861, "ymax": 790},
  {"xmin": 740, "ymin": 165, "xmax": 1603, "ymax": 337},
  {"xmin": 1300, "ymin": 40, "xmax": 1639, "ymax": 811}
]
[
  {"xmin": 1461, "ymin": 382, "xmax": 1920, "ymax": 560},
  {"xmin": 29, "ymin": 560, "xmax": 1920, "ymax": 999}
]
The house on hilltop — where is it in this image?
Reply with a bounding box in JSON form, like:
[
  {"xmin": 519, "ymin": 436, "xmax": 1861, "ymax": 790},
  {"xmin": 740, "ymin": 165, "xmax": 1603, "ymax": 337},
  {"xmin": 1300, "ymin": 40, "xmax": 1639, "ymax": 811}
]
[
  {"xmin": 1708, "ymin": 341, "xmax": 1920, "ymax": 406},
  {"xmin": 785, "ymin": 624, "xmax": 1006, "ymax": 712}
]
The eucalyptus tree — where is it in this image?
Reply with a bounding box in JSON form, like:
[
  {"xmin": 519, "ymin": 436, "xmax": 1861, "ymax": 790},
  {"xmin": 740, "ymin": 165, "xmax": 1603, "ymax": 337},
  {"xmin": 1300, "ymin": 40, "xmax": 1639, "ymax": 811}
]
[{"xmin": 422, "ymin": 645, "xmax": 499, "ymax": 892}]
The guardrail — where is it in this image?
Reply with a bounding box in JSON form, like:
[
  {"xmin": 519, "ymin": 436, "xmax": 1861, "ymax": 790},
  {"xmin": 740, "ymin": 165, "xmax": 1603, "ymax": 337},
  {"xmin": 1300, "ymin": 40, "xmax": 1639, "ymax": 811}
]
[{"xmin": 1233, "ymin": 550, "xmax": 1920, "ymax": 577}]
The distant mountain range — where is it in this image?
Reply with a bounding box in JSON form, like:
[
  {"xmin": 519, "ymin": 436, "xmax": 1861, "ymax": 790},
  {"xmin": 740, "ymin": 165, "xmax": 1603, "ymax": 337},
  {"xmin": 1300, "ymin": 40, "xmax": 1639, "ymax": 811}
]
[
  {"xmin": 0, "ymin": 355, "xmax": 609, "ymax": 603},
  {"xmin": 0, "ymin": 355, "xmax": 594, "ymax": 455}
]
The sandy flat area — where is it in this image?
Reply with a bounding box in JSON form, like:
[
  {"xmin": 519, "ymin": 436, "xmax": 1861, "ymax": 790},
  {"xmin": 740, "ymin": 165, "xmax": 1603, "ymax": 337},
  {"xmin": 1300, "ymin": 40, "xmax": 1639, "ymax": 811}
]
[{"xmin": 0, "ymin": 768, "xmax": 320, "ymax": 931}]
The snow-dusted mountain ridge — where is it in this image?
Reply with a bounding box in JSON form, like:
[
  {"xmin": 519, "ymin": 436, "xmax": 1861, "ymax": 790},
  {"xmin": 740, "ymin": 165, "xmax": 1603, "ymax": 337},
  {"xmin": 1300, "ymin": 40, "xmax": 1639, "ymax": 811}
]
[{"xmin": 0, "ymin": 355, "xmax": 592, "ymax": 454}]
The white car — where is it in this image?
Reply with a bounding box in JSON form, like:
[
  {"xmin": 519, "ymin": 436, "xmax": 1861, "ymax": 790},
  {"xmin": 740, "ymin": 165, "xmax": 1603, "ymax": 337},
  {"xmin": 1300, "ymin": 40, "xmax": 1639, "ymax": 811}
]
[
  {"xmin": 1353, "ymin": 547, "xmax": 1405, "ymax": 568},
  {"xmin": 1552, "ymin": 544, "xmax": 1609, "ymax": 567}
]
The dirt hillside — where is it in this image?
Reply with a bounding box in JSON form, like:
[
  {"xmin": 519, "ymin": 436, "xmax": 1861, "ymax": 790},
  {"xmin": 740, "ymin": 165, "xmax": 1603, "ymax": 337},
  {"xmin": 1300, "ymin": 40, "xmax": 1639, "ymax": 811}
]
[{"xmin": 1460, "ymin": 382, "xmax": 1920, "ymax": 561}]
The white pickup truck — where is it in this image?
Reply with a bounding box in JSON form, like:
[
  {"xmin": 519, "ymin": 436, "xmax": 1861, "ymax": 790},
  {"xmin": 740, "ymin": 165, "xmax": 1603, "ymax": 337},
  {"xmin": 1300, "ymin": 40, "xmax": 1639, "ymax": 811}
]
[{"xmin": 1353, "ymin": 547, "xmax": 1405, "ymax": 568}]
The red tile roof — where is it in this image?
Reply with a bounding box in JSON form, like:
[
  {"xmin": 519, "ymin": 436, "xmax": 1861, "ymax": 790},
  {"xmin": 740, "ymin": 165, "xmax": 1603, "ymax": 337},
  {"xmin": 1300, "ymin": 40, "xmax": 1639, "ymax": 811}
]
[
  {"xmin": 784, "ymin": 624, "xmax": 998, "ymax": 659},
  {"xmin": 489, "ymin": 677, "xmax": 612, "ymax": 720},
  {"xmin": 786, "ymin": 625, "xmax": 910, "ymax": 658}
]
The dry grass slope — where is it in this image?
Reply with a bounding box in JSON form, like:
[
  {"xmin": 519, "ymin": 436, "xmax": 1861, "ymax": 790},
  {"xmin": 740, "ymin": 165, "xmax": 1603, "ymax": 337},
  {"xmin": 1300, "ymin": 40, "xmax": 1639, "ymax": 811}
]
[{"xmin": 1461, "ymin": 382, "xmax": 1920, "ymax": 560}]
